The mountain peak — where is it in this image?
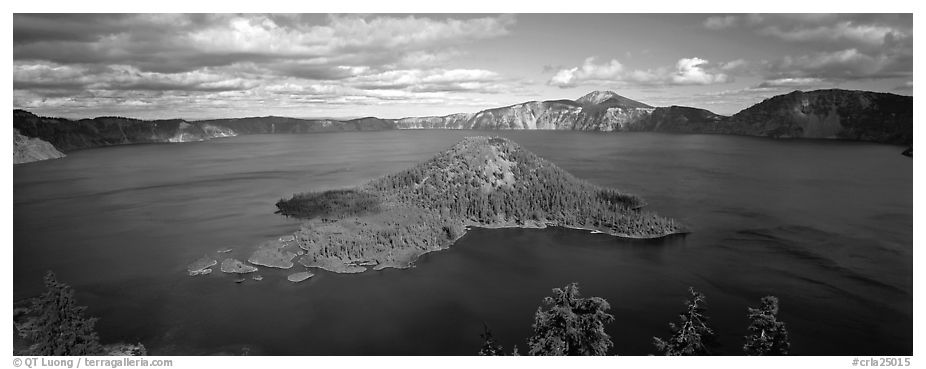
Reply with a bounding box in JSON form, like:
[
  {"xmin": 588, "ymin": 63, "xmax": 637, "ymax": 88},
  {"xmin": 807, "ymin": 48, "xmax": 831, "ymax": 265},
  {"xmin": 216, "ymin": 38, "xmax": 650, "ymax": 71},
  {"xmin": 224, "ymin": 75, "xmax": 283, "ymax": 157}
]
[
  {"xmin": 576, "ymin": 91, "xmax": 622, "ymax": 105},
  {"xmin": 575, "ymin": 91, "xmax": 653, "ymax": 109}
]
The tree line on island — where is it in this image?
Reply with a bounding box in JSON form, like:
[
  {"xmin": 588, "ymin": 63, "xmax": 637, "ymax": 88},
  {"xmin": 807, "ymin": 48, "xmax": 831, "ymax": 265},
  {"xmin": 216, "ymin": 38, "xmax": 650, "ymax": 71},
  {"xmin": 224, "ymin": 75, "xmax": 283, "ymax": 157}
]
[
  {"xmin": 275, "ymin": 137, "xmax": 681, "ymax": 273},
  {"xmin": 277, "ymin": 137, "xmax": 680, "ymax": 238},
  {"xmin": 479, "ymin": 283, "xmax": 791, "ymax": 356}
]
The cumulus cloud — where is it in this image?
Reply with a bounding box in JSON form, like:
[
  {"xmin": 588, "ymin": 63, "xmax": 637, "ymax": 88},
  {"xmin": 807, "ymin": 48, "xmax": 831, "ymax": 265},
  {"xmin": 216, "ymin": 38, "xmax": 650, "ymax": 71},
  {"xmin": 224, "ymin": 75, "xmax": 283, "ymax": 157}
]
[
  {"xmin": 548, "ymin": 57, "xmax": 624, "ymax": 87},
  {"xmin": 13, "ymin": 62, "xmax": 259, "ymax": 93},
  {"xmin": 703, "ymin": 15, "xmax": 738, "ymax": 30},
  {"xmin": 14, "ymin": 14, "xmax": 515, "ymax": 72},
  {"xmin": 701, "ymin": 14, "xmax": 912, "ymax": 86},
  {"xmin": 13, "ymin": 13, "xmax": 520, "ymax": 115},
  {"xmin": 756, "ymin": 77, "xmax": 826, "ymax": 88},
  {"xmin": 893, "ymin": 80, "xmax": 913, "ymax": 93},
  {"xmin": 719, "ymin": 59, "xmax": 749, "ymax": 73},
  {"xmin": 703, "ymin": 13, "xmax": 911, "ymax": 49},
  {"xmin": 669, "ymin": 58, "xmax": 731, "ymax": 85},
  {"xmin": 347, "ymin": 68, "xmax": 511, "ymax": 93},
  {"xmin": 758, "ymin": 21, "xmax": 907, "ymax": 46},
  {"xmin": 547, "ymin": 57, "xmax": 731, "ymax": 88},
  {"xmin": 765, "ymin": 48, "xmax": 909, "ymax": 80}
]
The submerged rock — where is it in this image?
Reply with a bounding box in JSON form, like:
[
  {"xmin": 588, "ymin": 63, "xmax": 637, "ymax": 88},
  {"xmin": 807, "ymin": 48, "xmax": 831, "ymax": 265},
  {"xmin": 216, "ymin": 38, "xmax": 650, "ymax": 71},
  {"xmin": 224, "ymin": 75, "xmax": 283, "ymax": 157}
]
[
  {"xmin": 188, "ymin": 255, "xmax": 218, "ymax": 276},
  {"xmin": 252, "ymin": 274, "xmax": 263, "ymax": 281},
  {"xmin": 287, "ymin": 272, "xmax": 314, "ymax": 282},
  {"xmin": 220, "ymin": 258, "xmax": 258, "ymax": 274}
]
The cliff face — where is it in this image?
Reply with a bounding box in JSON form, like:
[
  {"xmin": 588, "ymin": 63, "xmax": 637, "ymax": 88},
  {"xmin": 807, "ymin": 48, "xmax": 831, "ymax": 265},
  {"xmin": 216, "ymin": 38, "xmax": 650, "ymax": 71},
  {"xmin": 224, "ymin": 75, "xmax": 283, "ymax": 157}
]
[
  {"xmin": 469, "ymin": 101, "xmax": 583, "ymax": 130},
  {"xmin": 12, "ymin": 110, "xmax": 397, "ymax": 153},
  {"xmin": 13, "ymin": 128, "xmax": 65, "ymax": 164},
  {"xmin": 14, "ymin": 110, "xmax": 193, "ymax": 151},
  {"xmin": 194, "ymin": 116, "xmax": 394, "ymax": 134},
  {"xmin": 636, "ymin": 106, "xmax": 729, "ymax": 133},
  {"xmin": 12, "ymin": 88, "xmax": 913, "ymax": 163},
  {"xmin": 402, "ymin": 89, "xmax": 912, "ymax": 146},
  {"xmin": 395, "ymin": 91, "xmax": 657, "ymax": 131},
  {"xmin": 725, "ymin": 90, "xmax": 913, "ymax": 144},
  {"xmin": 394, "ymin": 113, "xmax": 474, "ymax": 129}
]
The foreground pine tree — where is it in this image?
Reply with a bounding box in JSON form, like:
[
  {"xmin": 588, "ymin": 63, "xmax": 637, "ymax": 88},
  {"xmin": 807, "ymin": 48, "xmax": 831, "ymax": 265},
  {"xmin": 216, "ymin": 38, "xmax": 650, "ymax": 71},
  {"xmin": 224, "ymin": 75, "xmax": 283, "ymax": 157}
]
[
  {"xmin": 17, "ymin": 271, "xmax": 104, "ymax": 356},
  {"xmin": 527, "ymin": 282, "xmax": 614, "ymax": 355},
  {"xmin": 653, "ymin": 287, "xmax": 715, "ymax": 355},
  {"xmin": 478, "ymin": 323, "xmax": 505, "ymax": 356},
  {"xmin": 743, "ymin": 296, "xmax": 790, "ymax": 355}
]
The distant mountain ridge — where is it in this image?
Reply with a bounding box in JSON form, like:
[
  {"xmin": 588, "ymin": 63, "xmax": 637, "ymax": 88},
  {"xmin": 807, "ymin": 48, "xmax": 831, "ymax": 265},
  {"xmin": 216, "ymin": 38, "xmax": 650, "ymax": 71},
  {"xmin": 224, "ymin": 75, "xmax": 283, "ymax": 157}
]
[
  {"xmin": 575, "ymin": 90, "xmax": 654, "ymax": 108},
  {"xmin": 395, "ymin": 91, "xmax": 659, "ymax": 131},
  {"xmin": 12, "ymin": 88, "xmax": 913, "ymax": 164},
  {"xmin": 394, "ymin": 89, "xmax": 912, "ymax": 146},
  {"xmin": 726, "ymin": 89, "xmax": 912, "ymax": 144},
  {"xmin": 12, "ymin": 110, "xmax": 395, "ymax": 154}
]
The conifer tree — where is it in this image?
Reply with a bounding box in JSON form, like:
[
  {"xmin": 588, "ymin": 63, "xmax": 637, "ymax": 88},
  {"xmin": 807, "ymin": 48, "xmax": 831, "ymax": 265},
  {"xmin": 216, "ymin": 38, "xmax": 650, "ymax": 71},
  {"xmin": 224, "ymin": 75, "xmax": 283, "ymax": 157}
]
[
  {"xmin": 653, "ymin": 287, "xmax": 715, "ymax": 355},
  {"xmin": 527, "ymin": 282, "xmax": 614, "ymax": 356},
  {"xmin": 18, "ymin": 271, "xmax": 104, "ymax": 356},
  {"xmin": 478, "ymin": 323, "xmax": 505, "ymax": 356},
  {"xmin": 743, "ymin": 296, "xmax": 790, "ymax": 355}
]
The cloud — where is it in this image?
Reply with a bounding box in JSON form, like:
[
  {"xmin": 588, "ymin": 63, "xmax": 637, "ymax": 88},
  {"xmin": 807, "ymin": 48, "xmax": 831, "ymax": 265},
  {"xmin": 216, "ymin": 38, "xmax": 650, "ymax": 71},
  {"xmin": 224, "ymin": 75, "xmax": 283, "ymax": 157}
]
[
  {"xmin": 547, "ymin": 57, "xmax": 732, "ymax": 88},
  {"xmin": 14, "ymin": 62, "xmax": 259, "ymax": 93},
  {"xmin": 893, "ymin": 81, "xmax": 913, "ymax": 93},
  {"xmin": 756, "ymin": 77, "xmax": 826, "ymax": 88},
  {"xmin": 700, "ymin": 14, "xmax": 912, "ymax": 85},
  {"xmin": 13, "ymin": 14, "xmax": 520, "ymax": 115},
  {"xmin": 702, "ymin": 14, "xmax": 912, "ymax": 49},
  {"xmin": 548, "ymin": 57, "xmax": 624, "ymax": 87},
  {"xmin": 183, "ymin": 14, "xmax": 514, "ymax": 59},
  {"xmin": 14, "ymin": 14, "xmax": 516, "ymax": 73},
  {"xmin": 703, "ymin": 15, "xmax": 738, "ymax": 30},
  {"xmin": 347, "ymin": 68, "xmax": 512, "ymax": 93},
  {"xmin": 720, "ymin": 59, "xmax": 749, "ymax": 73},
  {"xmin": 765, "ymin": 48, "xmax": 910, "ymax": 80},
  {"xmin": 758, "ymin": 21, "xmax": 907, "ymax": 46},
  {"xmin": 669, "ymin": 58, "xmax": 731, "ymax": 85}
]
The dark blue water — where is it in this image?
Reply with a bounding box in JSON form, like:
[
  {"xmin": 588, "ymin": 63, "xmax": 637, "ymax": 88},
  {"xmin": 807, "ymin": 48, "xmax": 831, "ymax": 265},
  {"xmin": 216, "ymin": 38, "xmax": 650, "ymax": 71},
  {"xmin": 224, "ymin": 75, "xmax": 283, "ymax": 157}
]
[{"xmin": 13, "ymin": 131, "xmax": 912, "ymax": 355}]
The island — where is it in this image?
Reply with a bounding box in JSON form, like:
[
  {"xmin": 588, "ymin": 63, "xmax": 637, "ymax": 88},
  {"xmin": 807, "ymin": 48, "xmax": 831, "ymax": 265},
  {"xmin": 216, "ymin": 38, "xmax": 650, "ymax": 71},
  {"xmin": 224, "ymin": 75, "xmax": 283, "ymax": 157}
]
[{"xmin": 268, "ymin": 136, "xmax": 683, "ymax": 274}]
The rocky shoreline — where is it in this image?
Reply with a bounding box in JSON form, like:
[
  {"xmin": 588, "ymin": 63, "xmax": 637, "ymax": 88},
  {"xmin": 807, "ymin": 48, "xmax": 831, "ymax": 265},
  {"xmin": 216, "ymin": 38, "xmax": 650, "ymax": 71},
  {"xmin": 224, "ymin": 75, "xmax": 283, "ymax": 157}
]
[{"xmin": 189, "ymin": 136, "xmax": 685, "ymax": 279}]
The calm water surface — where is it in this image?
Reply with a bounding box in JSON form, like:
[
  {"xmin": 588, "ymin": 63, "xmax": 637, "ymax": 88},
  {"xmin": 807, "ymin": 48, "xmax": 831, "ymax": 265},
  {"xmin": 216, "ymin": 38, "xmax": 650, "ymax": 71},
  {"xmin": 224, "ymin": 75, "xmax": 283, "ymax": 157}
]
[{"xmin": 13, "ymin": 131, "xmax": 912, "ymax": 355}]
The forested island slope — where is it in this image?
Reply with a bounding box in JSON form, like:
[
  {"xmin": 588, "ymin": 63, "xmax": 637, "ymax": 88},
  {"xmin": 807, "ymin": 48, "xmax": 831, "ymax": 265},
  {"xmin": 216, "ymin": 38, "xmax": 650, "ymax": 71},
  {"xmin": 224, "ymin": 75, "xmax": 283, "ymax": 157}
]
[{"xmin": 272, "ymin": 136, "xmax": 682, "ymax": 273}]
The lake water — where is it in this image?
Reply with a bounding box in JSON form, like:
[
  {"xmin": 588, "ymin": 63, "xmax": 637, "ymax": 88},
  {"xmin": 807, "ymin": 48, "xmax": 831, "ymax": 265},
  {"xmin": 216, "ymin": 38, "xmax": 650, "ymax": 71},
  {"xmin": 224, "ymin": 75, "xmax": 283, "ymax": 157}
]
[{"xmin": 13, "ymin": 131, "xmax": 912, "ymax": 355}]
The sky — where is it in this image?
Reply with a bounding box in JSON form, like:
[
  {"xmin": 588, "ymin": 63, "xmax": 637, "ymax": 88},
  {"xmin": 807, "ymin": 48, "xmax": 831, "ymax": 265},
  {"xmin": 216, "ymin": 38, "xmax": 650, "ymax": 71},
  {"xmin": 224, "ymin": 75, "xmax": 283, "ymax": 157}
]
[{"xmin": 12, "ymin": 13, "xmax": 913, "ymax": 120}]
